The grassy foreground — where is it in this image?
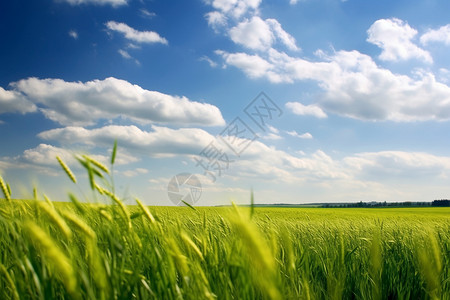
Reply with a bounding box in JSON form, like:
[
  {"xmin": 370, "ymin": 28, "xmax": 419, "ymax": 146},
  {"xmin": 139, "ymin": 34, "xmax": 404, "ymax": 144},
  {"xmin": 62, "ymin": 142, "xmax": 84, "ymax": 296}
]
[
  {"xmin": 0, "ymin": 201, "xmax": 449, "ymax": 300},
  {"xmin": 0, "ymin": 149, "xmax": 449, "ymax": 299}
]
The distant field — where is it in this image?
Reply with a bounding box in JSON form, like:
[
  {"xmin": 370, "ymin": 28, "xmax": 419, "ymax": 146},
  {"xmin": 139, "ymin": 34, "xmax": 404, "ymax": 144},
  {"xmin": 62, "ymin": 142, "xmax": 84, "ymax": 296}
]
[{"xmin": 1, "ymin": 201, "xmax": 449, "ymax": 299}]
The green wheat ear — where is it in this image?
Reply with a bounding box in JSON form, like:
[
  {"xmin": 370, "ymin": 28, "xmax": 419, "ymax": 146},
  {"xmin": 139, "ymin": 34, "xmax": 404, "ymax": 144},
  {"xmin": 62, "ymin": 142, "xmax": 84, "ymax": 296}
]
[
  {"xmin": 111, "ymin": 140, "xmax": 118, "ymax": 165},
  {"xmin": 0, "ymin": 175, "xmax": 11, "ymax": 201},
  {"xmin": 82, "ymin": 155, "xmax": 110, "ymax": 174},
  {"xmin": 56, "ymin": 156, "xmax": 77, "ymax": 184}
]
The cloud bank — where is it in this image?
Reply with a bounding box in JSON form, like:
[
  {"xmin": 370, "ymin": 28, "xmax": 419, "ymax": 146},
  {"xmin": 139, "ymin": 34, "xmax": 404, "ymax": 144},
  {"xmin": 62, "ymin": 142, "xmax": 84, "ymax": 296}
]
[{"xmin": 1, "ymin": 77, "xmax": 225, "ymax": 127}]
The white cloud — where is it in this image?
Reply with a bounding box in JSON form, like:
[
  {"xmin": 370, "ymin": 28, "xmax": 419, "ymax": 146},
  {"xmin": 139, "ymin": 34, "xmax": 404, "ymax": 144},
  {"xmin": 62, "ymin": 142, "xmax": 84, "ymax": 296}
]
[
  {"xmin": 286, "ymin": 130, "xmax": 313, "ymax": 139},
  {"xmin": 230, "ymin": 144, "xmax": 348, "ymax": 182},
  {"xmin": 221, "ymin": 140, "xmax": 450, "ymax": 197},
  {"xmin": 420, "ymin": 24, "xmax": 450, "ymax": 46},
  {"xmin": 4, "ymin": 136, "xmax": 450, "ymax": 203},
  {"xmin": 229, "ymin": 17, "xmax": 274, "ymax": 51},
  {"xmin": 216, "ymin": 49, "xmax": 292, "ymax": 83},
  {"xmin": 217, "ymin": 48, "xmax": 450, "ymax": 121},
  {"xmin": 205, "ymin": 11, "xmax": 228, "ymax": 31},
  {"xmin": 122, "ymin": 168, "xmax": 148, "ymax": 177},
  {"xmin": 21, "ymin": 144, "xmax": 76, "ymax": 167},
  {"xmin": 317, "ymin": 51, "xmax": 450, "ymax": 121},
  {"xmin": 216, "ymin": 50, "xmax": 274, "ymax": 79},
  {"xmin": 6, "ymin": 77, "xmax": 225, "ymax": 126},
  {"xmin": 267, "ymin": 125, "xmax": 279, "ymax": 134},
  {"xmin": 289, "ymin": 0, "xmax": 299, "ymax": 4},
  {"xmin": 438, "ymin": 68, "xmax": 450, "ymax": 84},
  {"xmin": 126, "ymin": 43, "xmax": 141, "ymax": 49},
  {"xmin": 207, "ymin": 0, "xmax": 261, "ymax": 19},
  {"xmin": 68, "ymin": 30, "xmax": 78, "ymax": 39},
  {"xmin": 0, "ymin": 87, "xmax": 37, "ymax": 114},
  {"xmin": 344, "ymin": 151, "xmax": 450, "ymax": 180},
  {"xmin": 229, "ymin": 17, "xmax": 299, "ymax": 51},
  {"xmin": 118, "ymin": 49, "xmax": 139, "ymax": 65},
  {"xmin": 285, "ymin": 102, "xmax": 327, "ymax": 118},
  {"xmin": 61, "ymin": 0, "xmax": 127, "ymax": 7},
  {"xmin": 367, "ymin": 18, "xmax": 432, "ymax": 63},
  {"xmin": 140, "ymin": 9, "xmax": 156, "ymax": 18},
  {"xmin": 262, "ymin": 133, "xmax": 282, "ymax": 140},
  {"xmin": 38, "ymin": 125, "xmax": 216, "ymax": 157},
  {"xmin": 266, "ymin": 19, "xmax": 300, "ymax": 51},
  {"xmin": 105, "ymin": 21, "xmax": 168, "ymax": 45},
  {"xmin": 0, "ymin": 143, "xmax": 138, "ymax": 178},
  {"xmin": 118, "ymin": 49, "xmax": 131, "ymax": 59},
  {"xmin": 199, "ymin": 55, "xmax": 218, "ymax": 67}
]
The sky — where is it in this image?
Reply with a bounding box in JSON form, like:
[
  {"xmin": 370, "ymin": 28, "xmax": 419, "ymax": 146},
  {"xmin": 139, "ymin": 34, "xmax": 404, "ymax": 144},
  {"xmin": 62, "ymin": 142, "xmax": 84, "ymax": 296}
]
[{"xmin": 2, "ymin": 0, "xmax": 450, "ymax": 206}]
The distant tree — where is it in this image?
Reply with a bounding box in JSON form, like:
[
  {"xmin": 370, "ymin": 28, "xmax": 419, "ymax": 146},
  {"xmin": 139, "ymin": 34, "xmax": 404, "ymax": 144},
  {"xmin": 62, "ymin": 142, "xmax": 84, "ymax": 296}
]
[{"xmin": 432, "ymin": 199, "xmax": 450, "ymax": 207}]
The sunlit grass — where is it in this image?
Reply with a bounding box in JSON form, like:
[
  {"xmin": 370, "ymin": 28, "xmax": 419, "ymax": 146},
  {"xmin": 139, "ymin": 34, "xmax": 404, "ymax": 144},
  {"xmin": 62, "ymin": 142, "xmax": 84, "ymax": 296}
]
[{"xmin": 0, "ymin": 144, "xmax": 449, "ymax": 299}]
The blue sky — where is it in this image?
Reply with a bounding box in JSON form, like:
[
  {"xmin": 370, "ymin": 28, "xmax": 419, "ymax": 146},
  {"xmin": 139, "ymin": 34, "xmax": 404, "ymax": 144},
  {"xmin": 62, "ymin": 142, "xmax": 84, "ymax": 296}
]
[{"xmin": 2, "ymin": 0, "xmax": 450, "ymax": 205}]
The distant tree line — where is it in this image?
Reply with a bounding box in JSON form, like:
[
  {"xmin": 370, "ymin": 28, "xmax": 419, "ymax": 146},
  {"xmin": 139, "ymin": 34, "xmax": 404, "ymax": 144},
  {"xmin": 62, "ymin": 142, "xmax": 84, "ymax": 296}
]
[
  {"xmin": 432, "ymin": 199, "xmax": 450, "ymax": 207},
  {"xmin": 322, "ymin": 200, "xmax": 450, "ymax": 208}
]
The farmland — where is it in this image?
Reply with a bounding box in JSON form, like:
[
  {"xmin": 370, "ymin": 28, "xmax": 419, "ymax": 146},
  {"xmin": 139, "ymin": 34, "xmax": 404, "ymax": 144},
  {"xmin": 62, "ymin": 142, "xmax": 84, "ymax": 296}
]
[
  {"xmin": 1, "ymin": 198, "xmax": 449, "ymax": 299},
  {"xmin": 0, "ymin": 154, "xmax": 449, "ymax": 299}
]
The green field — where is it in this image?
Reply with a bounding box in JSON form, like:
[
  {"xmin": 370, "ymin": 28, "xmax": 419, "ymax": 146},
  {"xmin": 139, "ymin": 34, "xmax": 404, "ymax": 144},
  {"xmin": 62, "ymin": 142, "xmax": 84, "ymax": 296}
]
[
  {"xmin": 0, "ymin": 153, "xmax": 449, "ymax": 299},
  {"xmin": 1, "ymin": 200, "xmax": 449, "ymax": 300}
]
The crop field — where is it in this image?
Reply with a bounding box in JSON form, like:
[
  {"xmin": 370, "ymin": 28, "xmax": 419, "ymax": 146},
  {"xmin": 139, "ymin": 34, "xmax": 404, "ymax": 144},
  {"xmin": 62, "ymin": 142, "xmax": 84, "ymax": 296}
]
[
  {"xmin": 0, "ymin": 154, "xmax": 449, "ymax": 299},
  {"xmin": 1, "ymin": 201, "xmax": 450, "ymax": 300}
]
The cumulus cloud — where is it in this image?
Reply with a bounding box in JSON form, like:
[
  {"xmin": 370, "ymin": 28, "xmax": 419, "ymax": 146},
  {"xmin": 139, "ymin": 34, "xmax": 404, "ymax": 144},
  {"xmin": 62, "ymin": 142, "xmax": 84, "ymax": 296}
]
[
  {"xmin": 232, "ymin": 145, "xmax": 348, "ymax": 182},
  {"xmin": 5, "ymin": 77, "xmax": 224, "ymax": 126},
  {"xmin": 35, "ymin": 124, "xmax": 341, "ymax": 182},
  {"xmin": 22, "ymin": 144, "xmax": 76, "ymax": 167},
  {"xmin": 285, "ymin": 102, "xmax": 327, "ymax": 118},
  {"xmin": 344, "ymin": 151, "xmax": 450, "ymax": 180},
  {"xmin": 215, "ymin": 50, "xmax": 276, "ymax": 80},
  {"xmin": 420, "ymin": 24, "xmax": 450, "ymax": 46},
  {"xmin": 317, "ymin": 51, "xmax": 450, "ymax": 121},
  {"xmin": 367, "ymin": 18, "xmax": 432, "ymax": 63},
  {"xmin": 205, "ymin": 11, "xmax": 228, "ymax": 31},
  {"xmin": 207, "ymin": 0, "xmax": 261, "ymax": 19},
  {"xmin": 229, "ymin": 16, "xmax": 299, "ymax": 51},
  {"xmin": 1, "ymin": 143, "xmax": 138, "ymax": 178},
  {"xmin": 61, "ymin": 0, "xmax": 127, "ymax": 7},
  {"xmin": 0, "ymin": 87, "xmax": 37, "ymax": 114},
  {"xmin": 286, "ymin": 130, "xmax": 313, "ymax": 139},
  {"xmin": 205, "ymin": 0, "xmax": 299, "ymax": 52},
  {"xmin": 227, "ymin": 140, "xmax": 450, "ymax": 190},
  {"xmin": 5, "ymin": 130, "xmax": 450, "ymax": 202},
  {"xmin": 38, "ymin": 125, "xmax": 216, "ymax": 157},
  {"xmin": 229, "ymin": 17, "xmax": 273, "ymax": 50},
  {"xmin": 105, "ymin": 21, "xmax": 168, "ymax": 45},
  {"xmin": 217, "ymin": 47, "xmax": 450, "ymax": 121}
]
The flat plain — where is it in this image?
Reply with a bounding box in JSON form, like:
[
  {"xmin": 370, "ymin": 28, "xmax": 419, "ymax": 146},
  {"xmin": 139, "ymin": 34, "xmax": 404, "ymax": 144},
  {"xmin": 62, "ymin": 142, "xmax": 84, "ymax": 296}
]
[{"xmin": 1, "ymin": 200, "xmax": 449, "ymax": 299}]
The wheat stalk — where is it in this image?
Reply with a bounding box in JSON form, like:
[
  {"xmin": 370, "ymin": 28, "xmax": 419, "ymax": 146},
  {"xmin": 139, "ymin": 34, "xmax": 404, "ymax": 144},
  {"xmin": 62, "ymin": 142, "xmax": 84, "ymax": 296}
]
[
  {"xmin": 24, "ymin": 221, "xmax": 77, "ymax": 296},
  {"xmin": 0, "ymin": 175, "xmax": 11, "ymax": 201},
  {"xmin": 56, "ymin": 156, "xmax": 77, "ymax": 184}
]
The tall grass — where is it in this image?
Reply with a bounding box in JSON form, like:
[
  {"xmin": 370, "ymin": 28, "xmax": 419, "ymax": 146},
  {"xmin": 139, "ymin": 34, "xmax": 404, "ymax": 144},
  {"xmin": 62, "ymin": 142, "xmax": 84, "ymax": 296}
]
[{"xmin": 0, "ymin": 145, "xmax": 449, "ymax": 299}]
